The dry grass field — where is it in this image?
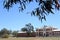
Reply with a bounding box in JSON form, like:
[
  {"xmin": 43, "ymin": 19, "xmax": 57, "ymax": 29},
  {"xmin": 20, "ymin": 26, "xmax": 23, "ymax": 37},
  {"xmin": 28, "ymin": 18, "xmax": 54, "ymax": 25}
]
[{"xmin": 0, "ymin": 37, "xmax": 60, "ymax": 40}]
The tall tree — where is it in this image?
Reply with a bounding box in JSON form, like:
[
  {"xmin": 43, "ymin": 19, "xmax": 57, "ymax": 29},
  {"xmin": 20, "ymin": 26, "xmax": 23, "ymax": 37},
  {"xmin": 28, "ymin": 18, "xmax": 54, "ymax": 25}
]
[
  {"xmin": 21, "ymin": 23, "xmax": 34, "ymax": 35},
  {"xmin": 21, "ymin": 27, "xmax": 27, "ymax": 32},
  {"xmin": 0, "ymin": 28, "xmax": 11, "ymax": 35},
  {"xmin": 3, "ymin": 0, "xmax": 60, "ymax": 21},
  {"xmin": 0, "ymin": 28, "xmax": 12, "ymax": 37},
  {"xmin": 12, "ymin": 31, "xmax": 18, "ymax": 37}
]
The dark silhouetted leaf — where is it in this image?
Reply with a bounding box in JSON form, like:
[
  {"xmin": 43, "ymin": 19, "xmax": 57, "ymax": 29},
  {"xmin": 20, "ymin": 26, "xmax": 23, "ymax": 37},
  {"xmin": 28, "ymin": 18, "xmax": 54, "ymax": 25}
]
[{"xmin": 3, "ymin": 0, "xmax": 60, "ymax": 22}]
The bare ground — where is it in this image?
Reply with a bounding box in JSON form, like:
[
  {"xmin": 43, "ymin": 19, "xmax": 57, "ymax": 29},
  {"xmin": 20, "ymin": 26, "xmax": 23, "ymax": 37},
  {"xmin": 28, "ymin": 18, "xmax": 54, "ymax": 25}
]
[{"xmin": 0, "ymin": 37, "xmax": 60, "ymax": 40}]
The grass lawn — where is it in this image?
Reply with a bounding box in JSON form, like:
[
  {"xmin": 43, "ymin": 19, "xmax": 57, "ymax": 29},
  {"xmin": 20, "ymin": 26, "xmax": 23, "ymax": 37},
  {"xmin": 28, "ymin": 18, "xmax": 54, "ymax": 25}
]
[{"xmin": 0, "ymin": 37, "xmax": 60, "ymax": 40}]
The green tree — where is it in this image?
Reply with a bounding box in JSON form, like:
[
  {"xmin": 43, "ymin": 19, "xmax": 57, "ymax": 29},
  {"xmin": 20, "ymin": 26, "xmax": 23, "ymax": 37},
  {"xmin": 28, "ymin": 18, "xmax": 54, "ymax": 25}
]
[
  {"xmin": 3, "ymin": 0, "xmax": 60, "ymax": 21},
  {"xmin": 0, "ymin": 31, "xmax": 2, "ymax": 37},
  {"xmin": 0, "ymin": 28, "xmax": 11, "ymax": 35},
  {"xmin": 0, "ymin": 28, "xmax": 11, "ymax": 38},
  {"xmin": 21, "ymin": 27, "xmax": 27, "ymax": 32},
  {"xmin": 21, "ymin": 23, "xmax": 34, "ymax": 35},
  {"xmin": 12, "ymin": 31, "xmax": 18, "ymax": 37}
]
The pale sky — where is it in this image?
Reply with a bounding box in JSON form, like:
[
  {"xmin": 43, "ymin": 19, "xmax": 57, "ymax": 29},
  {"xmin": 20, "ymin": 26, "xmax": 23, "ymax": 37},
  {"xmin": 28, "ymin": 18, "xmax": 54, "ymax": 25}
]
[{"xmin": 0, "ymin": 0, "xmax": 60, "ymax": 31}]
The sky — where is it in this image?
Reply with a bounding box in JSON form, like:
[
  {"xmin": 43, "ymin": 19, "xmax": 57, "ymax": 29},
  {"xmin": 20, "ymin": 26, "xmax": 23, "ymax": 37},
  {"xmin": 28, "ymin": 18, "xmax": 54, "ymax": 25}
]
[{"xmin": 0, "ymin": 0, "xmax": 60, "ymax": 31}]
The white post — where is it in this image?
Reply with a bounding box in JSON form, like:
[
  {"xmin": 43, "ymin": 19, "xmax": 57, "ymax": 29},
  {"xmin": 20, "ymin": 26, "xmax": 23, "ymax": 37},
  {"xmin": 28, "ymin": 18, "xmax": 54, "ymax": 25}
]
[
  {"xmin": 43, "ymin": 25, "xmax": 47, "ymax": 37},
  {"xmin": 38, "ymin": 29, "xmax": 39, "ymax": 37}
]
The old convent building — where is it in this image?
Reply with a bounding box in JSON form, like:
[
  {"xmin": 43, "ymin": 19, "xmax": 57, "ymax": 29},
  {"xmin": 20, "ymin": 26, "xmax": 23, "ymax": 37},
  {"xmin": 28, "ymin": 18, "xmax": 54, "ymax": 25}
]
[{"xmin": 17, "ymin": 25, "xmax": 60, "ymax": 37}]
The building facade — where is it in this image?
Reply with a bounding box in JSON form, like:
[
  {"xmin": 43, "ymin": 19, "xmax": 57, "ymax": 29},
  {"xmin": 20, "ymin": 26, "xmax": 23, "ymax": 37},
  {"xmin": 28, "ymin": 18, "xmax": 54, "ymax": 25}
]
[
  {"xmin": 17, "ymin": 26, "xmax": 60, "ymax": 37},
  {"xmin": 17, "ymin": 31, "xmax": 36, "ymax": 37},
  {"xmin": 36, "ymin": 26, "xmax": 60, "ymax": 37}
]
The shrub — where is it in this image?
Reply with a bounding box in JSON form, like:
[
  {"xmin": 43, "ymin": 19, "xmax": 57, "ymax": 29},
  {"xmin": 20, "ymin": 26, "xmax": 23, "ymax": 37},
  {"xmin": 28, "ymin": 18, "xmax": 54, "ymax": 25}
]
[{"xmin": 2, "ymin": 34, "xmax": 9, "ymax": 38}]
